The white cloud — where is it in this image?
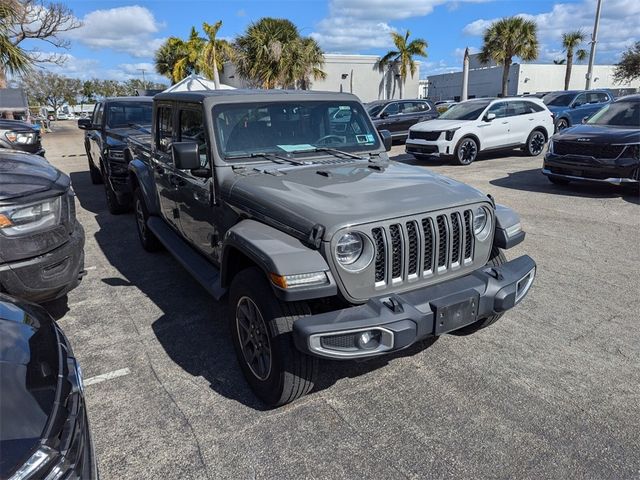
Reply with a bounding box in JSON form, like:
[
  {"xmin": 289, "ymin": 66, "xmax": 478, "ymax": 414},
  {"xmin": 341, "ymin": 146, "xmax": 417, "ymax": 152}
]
[
  {"xmin": 311, "ymin": 0, "xmax": 491, "ymax": 52},
  {"xmin": 462, "ymin": 0, "xmax": 640, "ymax": 63},
  {"xmin": 67, "ymin": 6, "xmax": 165, "ymax": 58}
]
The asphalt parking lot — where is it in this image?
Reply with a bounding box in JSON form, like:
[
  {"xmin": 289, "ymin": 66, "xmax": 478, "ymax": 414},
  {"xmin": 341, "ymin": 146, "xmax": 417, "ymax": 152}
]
[{"xmin": 43, "ymin": 122, "xmax": 639, "ymax": 479}]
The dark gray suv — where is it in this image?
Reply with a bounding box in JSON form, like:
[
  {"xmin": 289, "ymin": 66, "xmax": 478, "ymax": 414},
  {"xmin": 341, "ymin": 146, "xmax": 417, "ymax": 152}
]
[{"xmin": 366, "ymin": 99, "xmax": 438, "ymax": 140}]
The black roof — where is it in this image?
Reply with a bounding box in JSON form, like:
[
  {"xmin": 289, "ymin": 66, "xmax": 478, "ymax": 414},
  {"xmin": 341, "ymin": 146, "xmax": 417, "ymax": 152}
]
[
  {"xmin": 154, "ymin": 89, "xmax": 359, "ymax": 104},
  {"xmin": 102, "ymin": 96, "xmax": 154, "ymax": 103},
  {"xmin": 615, "ymin": 94, "xmax": 640, "ymax": 102}
]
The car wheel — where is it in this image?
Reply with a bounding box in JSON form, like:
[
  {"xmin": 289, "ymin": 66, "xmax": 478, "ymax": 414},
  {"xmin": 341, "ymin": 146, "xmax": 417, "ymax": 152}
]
[
  {"xmin": 454, "ymin": 137, "xmax": 478, "ymax": 165},
  {"xmin": 450, "ymin": 247, "xmax": 507, "ymax": 336},
  {"xmin": 134, "ymin": 188, "xmax": 161, "ymax": 252},
  {"xmin": 102, "ymin": 165, "xmax": 129, "ymax": 215},
  {"xmin": 87, "ymin": 153, "xmax": 102, "ymax": 185},
  {"xmin": 524, "ymin": 130, "xmax": 547, "ymax": 156},
  {"xmin": 555, "ymin": 118, "xmax": 569, "ymax": 131},
  {"xmin": 547, "ymin": 175, "xmax": 570, "ymax": 185},
  {"xmin": 229, "ymin": 267, "xmax": 318, "ymax": 407}
]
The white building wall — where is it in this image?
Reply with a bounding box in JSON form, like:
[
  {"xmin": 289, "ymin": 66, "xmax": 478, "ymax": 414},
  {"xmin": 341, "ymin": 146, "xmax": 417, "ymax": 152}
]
[
  {"xmin": 219, "ymin": 54, "xmax": 420, "ymax": 103},
  {"xmin": 427, "ymin": 65, "xmax": 519, "ymax": 100}
]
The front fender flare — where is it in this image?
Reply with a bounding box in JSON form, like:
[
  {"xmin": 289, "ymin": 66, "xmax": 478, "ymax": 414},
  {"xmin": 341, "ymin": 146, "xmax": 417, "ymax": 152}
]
[
  {"xmin": 128, "ymin": 158, "xmax": 160, "ymax": 215},
  {"xmin": 222, "ymin": 220, "xmax": 337, "ymax": 301},
  {"xmin": 494, "ymin": 204, "xmax": 525, "ymax": 249}
]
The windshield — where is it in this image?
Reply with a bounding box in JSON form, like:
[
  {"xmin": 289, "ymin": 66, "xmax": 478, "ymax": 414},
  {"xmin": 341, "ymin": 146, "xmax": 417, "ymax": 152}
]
[
  {"xmin": 439, "ymin": 101, "xmax": 491, "ymax": 121},
  {"xmin": 213, "ymin": 101, "xmax": 380, "ymax": 161},
  {"xmin": 543, "ymin": 92, "xmax": 576, "ymax": 107},
  {"xmin": 587, "ymin": 101, "xmax": 640, "ymax": 127},
  {"xmin": 105, "ymin": 102, "xmax": 153, "ymax": 128}
]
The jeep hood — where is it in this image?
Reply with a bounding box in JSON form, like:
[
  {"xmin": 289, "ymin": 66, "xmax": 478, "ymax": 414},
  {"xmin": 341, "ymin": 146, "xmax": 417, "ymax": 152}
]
[
  {"xmin": 0, "ymin": 151, "xmax": 69, "ymax": 202},
  {"xmin": 411, "ymin": 119, "xmax": 473, "ymax": 132},
  {"xmin": 226, "ymin": 160, "xmax": 489, "ymax": 240}
]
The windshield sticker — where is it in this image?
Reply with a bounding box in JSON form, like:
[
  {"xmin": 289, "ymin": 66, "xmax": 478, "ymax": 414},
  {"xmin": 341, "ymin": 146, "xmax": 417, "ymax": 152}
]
[
  {"xmin": 277, "ymin": 144, "xmax": 316, "ymax": 152},
  {"xmin": 356, "ymin": 134, "xmax": 375, "ymax": 144}
]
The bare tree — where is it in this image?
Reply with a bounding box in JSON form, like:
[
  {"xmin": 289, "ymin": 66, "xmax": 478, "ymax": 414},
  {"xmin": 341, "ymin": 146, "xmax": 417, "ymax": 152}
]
[{"xmin": 21, "ymin": 70, "xmax": 80, "ymax": 114}]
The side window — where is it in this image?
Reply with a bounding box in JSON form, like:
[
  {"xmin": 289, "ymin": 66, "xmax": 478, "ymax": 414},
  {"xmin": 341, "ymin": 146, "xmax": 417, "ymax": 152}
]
[
  {"xmin": 400, "ymin": 102, "xmax": 419, "ymax": 114},
  {"xmin": 179, "ymin": 108, "xmax": 208, "ymax": 168},
  {"xmin": 383, "ymin": 103, "xmax": 399, "ymax": 115},
  {"xmin": 525, "ymin": 101, "xmax": 545, "ymax": 113},
  {"xmin": 573, "ymin": 93, "xmax": 588, "ymax": 106},
  {"xmin": 92, "ymin": 103, "xmax": 103, "ymax": 126},
  {"xmin": 156, "ymin": 106, "xmax": 173, "ymax": 154},
  {"xmin": 487, "ymin": 102, "xmax": 508, "ymax": 118},
  {"xmin": 507, "ymin": 101, "xmax": 527, "ymax": 116},
  {"xmin": 597, "ymin": 92, "xmax": 610, "ymax": 103},
  {"xmin": 418, "ymin": 102, "xmax": 430, "ymax": 112}
]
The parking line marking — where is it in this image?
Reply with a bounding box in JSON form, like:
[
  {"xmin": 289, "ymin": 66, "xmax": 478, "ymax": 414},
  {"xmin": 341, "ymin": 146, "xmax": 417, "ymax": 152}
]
[
  {"xmin": 84, "ymin": 368, "xmax": 131, "ymax": 386},
  {"xmin": 85, "ymin": 266, "xmax": 97, "ymax": 271}
]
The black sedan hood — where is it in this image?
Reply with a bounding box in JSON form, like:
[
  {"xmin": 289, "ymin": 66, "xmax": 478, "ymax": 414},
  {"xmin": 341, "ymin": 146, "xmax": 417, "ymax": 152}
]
[
  {"xmin": 555, "ymin": 124, "xmax": 640, "ymax": 144},
  {"xmin": 0, "ymin": 119, "xmax": 37, "ymax": 132},
  {"xmin": 0, "ymin": 151, "xmax": 69, "ymax": 202},
  {"xmin": 0, "ymin": 295, "xmax": 60, "ymax": 478},
  {"xmin": 225, "ymin": 160, "xmax": 488, "ymax": 240}
]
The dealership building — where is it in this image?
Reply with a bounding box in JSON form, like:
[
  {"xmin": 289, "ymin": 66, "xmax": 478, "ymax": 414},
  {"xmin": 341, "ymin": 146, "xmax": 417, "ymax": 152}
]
[
  {"xmin": 220, "ymin": 54, "xmax": 420, "ymax": 103},
  {"xmin": 425, "ymin": 54, "xmax": 640, "ymax": 101}
]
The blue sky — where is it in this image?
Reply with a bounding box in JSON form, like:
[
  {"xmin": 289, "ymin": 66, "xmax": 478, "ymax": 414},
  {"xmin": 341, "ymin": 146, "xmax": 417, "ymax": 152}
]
[{"xmin": 38, "ymin": 0, "xmax": 638, "ymax": 85}]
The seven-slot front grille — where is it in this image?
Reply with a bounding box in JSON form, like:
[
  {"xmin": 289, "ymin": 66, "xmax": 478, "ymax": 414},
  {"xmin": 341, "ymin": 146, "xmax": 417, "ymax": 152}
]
[
  {"xmin": 553, "ymin": 141, "xmax": 624, "ymax": 159},
  {"xmin": 366, "ymin": 208, "xmax": 477, "ymax": 289},
  {"xmin": 409, "ymin": 130, "xmax": 442, "ymax": 141}
]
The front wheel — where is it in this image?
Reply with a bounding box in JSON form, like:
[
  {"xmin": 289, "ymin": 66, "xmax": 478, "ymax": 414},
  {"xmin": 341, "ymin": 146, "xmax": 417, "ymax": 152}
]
[
  {"xmin": 229, "ymin": 267, "xmax": 317, "ymax": 407},
  {"xmin": 450, "ymin": 247, "xmax": 507, "ymax": 336},
  {"xmin": 87, "ymin": 152, "xmax": 102, "ymax": 185},
  {"xmin": 134, "ymin": 188, "xmax": 161, "ymax": 251},
  {"xmin": 555, "ymin": 118, "xmax": 569, "ymax": 132},
  {"xmin": 454, "ymin": 137, "xmax": 479, "ymax": 165},
  {"xmin": 524, "ymin": 130, "xmax": 546, "ymax": 156}
]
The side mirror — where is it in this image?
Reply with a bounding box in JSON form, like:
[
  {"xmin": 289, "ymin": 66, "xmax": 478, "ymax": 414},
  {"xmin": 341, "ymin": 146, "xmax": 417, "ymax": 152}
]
[
  {"xmin": 485, "ymin": 113, "xmax": 496, "ymax": 122},
  {"xmin": 77, "ymin": 118, "xmax": 93, "ymax": 130},
  {"xmin": 581, "ymin": 116, "xmax": 590, "ymax": 124},
  {"xmin": 379, "ymin": 129, "xmax": 392, "ymax": 152},
  {"xmin": 172, "ymin": 142, "xmax": 201, "ymax": 170},
  {"xmin": 379, "ymin": 112, "xmax": 389, "ymax": 119}
]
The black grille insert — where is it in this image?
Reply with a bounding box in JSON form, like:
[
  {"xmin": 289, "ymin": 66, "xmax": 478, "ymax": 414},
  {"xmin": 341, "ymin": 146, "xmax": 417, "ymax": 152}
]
[
  {"xmin": 389, "ymin": 224, "xmax": 403, "ymax": 279},
  {"xmin": 553, "ymin": 141, "xmax": 625, "ymax": 159},
  {"xmin": 422, "ymin": 218, "xmax": 434, "ymax": 273},
  {"xmin": 451, "ymin": 213, "xmax": 461, "ymax": 265},
  {"xmin": 406, "ymin": 221, "xmax": 419, "ymax": 277},
  {"xmin": 436, "ymin": 215, "xmax": 448, "ymax": 268},
  {"xmin": 463, "ymin": 210, "xmax": 473, "ymax": 260},
  {"xmin": 372, "ymin": 228, "xmax": 386, "ymax": 283},
  {"xmin": 409, "ymin": 130, "xmax": 441, "ymax": 141}
]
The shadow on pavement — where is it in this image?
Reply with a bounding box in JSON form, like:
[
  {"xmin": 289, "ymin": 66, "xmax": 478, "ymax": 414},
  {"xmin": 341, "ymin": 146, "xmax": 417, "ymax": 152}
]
[
  {"xmin": 70, "ymin": 168, "xmax": 440, "ymax": 410},
  {"xmin": 490, "ymin": 168, "xmax": 640, "ymax": 204},
  {"xmin": 391, "ymin": 148, "xmax": 531, "ymax": 167}
]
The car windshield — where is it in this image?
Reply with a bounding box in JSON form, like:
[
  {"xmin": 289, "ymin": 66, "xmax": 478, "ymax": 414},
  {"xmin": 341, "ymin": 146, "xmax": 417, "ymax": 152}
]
[
  {"xmin": 586, "ymin": 101, "xmax": 640, "ymax": 127},
  {"xmin": 543, "ymin": 92, "xmax": 576, "ymax": 107},
  {"xmin": 438, "ymin": 100, "xmax": 491, "ymax": 120},
  {"xmin": 105, "ymin": 102, "xmax": 153, "ymax": 128},
  {"xmin": 213, "ymin": 101, "xmax": 380, "ymax": 161},
  {"xmin": 366, "ymin": 104, "xmax": 384, "ymax": 117}
]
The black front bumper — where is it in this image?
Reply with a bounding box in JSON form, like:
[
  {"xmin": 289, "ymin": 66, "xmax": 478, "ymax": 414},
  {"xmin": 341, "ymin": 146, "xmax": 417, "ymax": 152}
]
[
  {"xmin": 0, "ymin": 222, "xmax": 86, "ymax": 302},
  {"xmin": 294, "ymin": 255, "xmax": 536, "ymax": 359},
  {"xmin": 543, "ymin": 153, "xmax": 639, "ymax": 185}
]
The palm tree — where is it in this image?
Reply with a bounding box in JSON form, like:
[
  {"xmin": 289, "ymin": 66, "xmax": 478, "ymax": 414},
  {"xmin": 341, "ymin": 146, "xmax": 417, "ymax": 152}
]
[
  {"xmin": 234, "ymin": 18, "xmax": 325, "ymax": 89},
  {"xmin": 172, "ymin": 27, "xmax": 205, "ymax": 82},
  {"xmin": 479, "ymin": 17, "xmax": 539, "ymax": 97},
  {"xmin": 201, "ymin": 21, "xmax": 233, "ymax": 89},
  {"xmin": 379, "ymin": 31, "xmax": 427, "ymax": 99},
  {"xmin": 0, "ymin": 0, "xmax": 32, "ymax": 88},
  {"xmin": 155, "ymin": 37, "xmax": 188, "ymax": 84},
  {"xmin": 561, "ymin": 31, "xmax": 588, "ymax": 90}
]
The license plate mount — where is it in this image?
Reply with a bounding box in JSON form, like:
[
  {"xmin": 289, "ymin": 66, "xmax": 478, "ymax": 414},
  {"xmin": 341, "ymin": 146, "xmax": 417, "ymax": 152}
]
[{"xmin": 431, "ymin": 292, "xmax": 480, "ymax": 335}]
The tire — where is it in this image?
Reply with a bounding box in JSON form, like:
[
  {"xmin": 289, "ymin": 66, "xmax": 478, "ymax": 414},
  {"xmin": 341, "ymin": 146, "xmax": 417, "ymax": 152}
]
[
  {"xmin": 555, "ymin": 118, "xmax": 569, "ymax": 132},
  {"xmin": 454, "ymin": 136, "xmax": 479, "ymax": 165},
  {"xmin": 547, "ymin": 175, "xmax": 570, "ymax": 185},
  {"xmin": 102, "ymin": 165, "xmax": 129, "ymax": 215},
  {"xmin": 87, "ymin": 153, "xmax": 102, "ymax": 184},
  {"xmin": 523, "ymin": 130, "xmax": 547, "ymax": 156},
  {"xmin": 134, "ymin": 188, "xmax": 161, "ymax": 252},
  {"xmin": 450, "ymin": 247, "xmax": 507, "ymax": 336},
  {"xmin": 229, "ymin": 267, "xmax": 317, "ymax": 407}
]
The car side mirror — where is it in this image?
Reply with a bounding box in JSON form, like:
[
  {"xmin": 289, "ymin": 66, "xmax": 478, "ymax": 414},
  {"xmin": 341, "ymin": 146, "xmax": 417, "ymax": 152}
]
[
  {"xmin": 379, "ymin": 129, "xmax": 392, "ymax": 151},
  {"xmin": 379, "ymin": 112, "xmax": 389, "ymax": 119},
  {"xmin": 172, "ymin": 142, "xmax": 201, "ymax": 170},
  {"xmin": 484, "ymin": 113, "xmax": 496, "ymax": 122},
  {"xmin": 582, "ymin": 116, "xmax": 590, "ymax": 124},
  {"xmin": 77, "ymin": 118, "xmax": 94, "ymax": 130}
]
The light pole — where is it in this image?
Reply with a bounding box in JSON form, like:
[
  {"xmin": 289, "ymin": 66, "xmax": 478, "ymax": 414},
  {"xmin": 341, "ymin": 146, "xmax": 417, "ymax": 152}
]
[
  {"xmin": 585, "ymin": 0, "xmax": 603, "ymax": 90},
  {"xmin": 138, "ymin": 69, "xmax": 148, "ymax": 89}
]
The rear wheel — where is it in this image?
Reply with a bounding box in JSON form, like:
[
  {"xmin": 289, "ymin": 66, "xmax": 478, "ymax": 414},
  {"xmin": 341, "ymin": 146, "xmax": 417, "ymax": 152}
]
[
  {"xmin": 87, "ymin": 153, "xmax": 102, "ymax": 184},
  {"xmin": 451, "ymin": 247, "xmax": 507, "ymax": 336},
  {"xmin": 555, "ymin": 118, "xmax": 569, "ymax": 132},
  {"xmin": 134, "ymin": 188, "xmax": 161, "ymax": 252},
  {"xmin": 454, "ymin": 137, "xmax": 478, "ymax": 165},
  {"xmin": 524, "ymin": 130, "xmax": 546, "ymax": 156},
  {"xmin": 229, "ymin": 267, "xmax": 317, "ymax": 407}
]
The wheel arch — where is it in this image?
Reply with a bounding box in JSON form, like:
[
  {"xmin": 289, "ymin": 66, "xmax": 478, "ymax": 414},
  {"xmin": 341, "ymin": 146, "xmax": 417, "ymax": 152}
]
[{"xmin": 458, "ymin": 132, "xmax": 482, "ymax": 151}]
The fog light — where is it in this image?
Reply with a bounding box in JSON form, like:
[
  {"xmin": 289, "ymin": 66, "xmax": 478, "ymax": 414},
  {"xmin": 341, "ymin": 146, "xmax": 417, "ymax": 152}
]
[{"xmin": 357, "ymin": 330, "xmax": 380, "ymax": 350}]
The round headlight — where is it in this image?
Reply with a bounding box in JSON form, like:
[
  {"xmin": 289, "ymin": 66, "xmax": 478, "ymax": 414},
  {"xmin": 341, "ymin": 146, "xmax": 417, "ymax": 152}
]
[
  {"xmin": 336, "ymin": 232, "xmax": 363, "ymax": 265},
  {"xmin": 473, "ymin": 207, "xmax": 492, "ymax": 241}
]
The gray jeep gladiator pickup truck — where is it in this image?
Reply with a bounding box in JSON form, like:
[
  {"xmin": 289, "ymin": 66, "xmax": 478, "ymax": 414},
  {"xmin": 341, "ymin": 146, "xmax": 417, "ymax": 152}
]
[{"xmin": 127, "ymin": 90, "xmax": 536, "ymax": 407}]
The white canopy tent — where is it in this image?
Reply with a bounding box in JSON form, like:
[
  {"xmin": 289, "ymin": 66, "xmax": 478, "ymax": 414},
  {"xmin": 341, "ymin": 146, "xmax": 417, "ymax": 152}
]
[{"xmin": 163, "ymin": 74, "xmax": 235, "ymax": 93}]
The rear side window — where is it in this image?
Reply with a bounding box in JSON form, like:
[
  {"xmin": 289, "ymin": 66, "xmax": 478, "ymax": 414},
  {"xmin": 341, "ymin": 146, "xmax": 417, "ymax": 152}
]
[
  {"xmin": 157, "ymin": 106, "xmax": 173, "ymax": 154},
  {"xmin": 487, "ymin": 102, "xmax": 509, "ymax": 118},
  {"xmin": 179, "ymin": 108, "xmax": 208, "ymax": 168}
]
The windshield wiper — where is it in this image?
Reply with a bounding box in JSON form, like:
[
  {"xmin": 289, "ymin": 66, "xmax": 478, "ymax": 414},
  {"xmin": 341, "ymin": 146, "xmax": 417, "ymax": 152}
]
[
  {"xmin": 226, "ymin": 152, "xmax": 306, "ymax": 166},
  {"xmin": 288, "ymin": 147, "xmax": 369, "ymax": 160}
]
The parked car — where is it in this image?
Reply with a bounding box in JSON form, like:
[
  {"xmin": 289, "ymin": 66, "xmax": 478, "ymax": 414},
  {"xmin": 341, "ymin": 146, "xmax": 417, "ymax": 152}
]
[
  {"xmin": 77, "ymin": 96, "xmax": 153, "ymax": 214},
  {"xmin": 406, "ymin": 97, "xmax": 554, "ymax": 165},
  {"xmin": 0, "ymin": 294, "xmax": 97, "ymax": 479},
  {"xmin": 542, "ymin": 89, "xmax": 614, "ymax": 131},
  {"xmin": 435, "ymin": 100, "xmax": 458, "ymax": 113},
  {"xmin": 0, "ymin": 150, "xmax": 85, "ymax": 303},
  {"xmin": 0, "ymin": 118, "xmax": 45, "ymax": 156},
  {"xmin": 127, "ymin": 90, "xmax": 536, "ymax": 407},
  {"xmin": 366, "ymin": 99, "xmax": 438, "ymax": 140},
  {"xmin": 543, "ymin": 94, "xmax": 640, "ymax": 187}
]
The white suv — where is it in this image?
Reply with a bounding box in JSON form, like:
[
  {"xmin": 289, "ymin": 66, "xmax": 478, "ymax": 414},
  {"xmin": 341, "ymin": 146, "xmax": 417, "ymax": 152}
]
[{"xmin": 406, "ymin": 97, "xmax": 554, "ymax": 165}]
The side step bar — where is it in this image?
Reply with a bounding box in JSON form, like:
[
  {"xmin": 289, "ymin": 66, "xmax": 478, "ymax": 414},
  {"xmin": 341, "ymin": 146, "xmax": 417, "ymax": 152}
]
[{"xmin": 147, "ymin": 217, "xmax": 226, "ymax": 300}]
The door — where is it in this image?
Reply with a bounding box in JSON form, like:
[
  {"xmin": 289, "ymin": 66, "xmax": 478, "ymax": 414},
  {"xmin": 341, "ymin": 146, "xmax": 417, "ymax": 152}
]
[
  {"xmin": 568, "ymin": 93, "xmax": 591, "ymax": 125},
  {"xmin": 397, "ymin": 101, "xmax": 425, "ymax": 135},
  {"xmin": 581, "ymin": 92, "xmax": 611, "ymax": 121},
  {"xmin": 477, "ymin": 102, "xmax": 510, "ymax": 149},
  {"xmin": 506, "ymin": 101, "xmax": 534, "ymax": 144},
  {"xmin": 378, "ymin": 102, "xmax": 403, "ymax": 135},
  {"xmin": 173, "ymin": 106, "xmax": 220, "ymax": 260},
  {"xmin": 153, "ymin": 104, "xmax": 179, "ymax": 228},
  {"xmin": 87, "ymin": 103, "xmax": 103, "ymax": 168}
]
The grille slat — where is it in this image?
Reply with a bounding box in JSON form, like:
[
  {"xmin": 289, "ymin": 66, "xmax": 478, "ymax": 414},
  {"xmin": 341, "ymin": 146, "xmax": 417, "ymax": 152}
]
[
  {"xmin": 372, "ymin": 228, "xmax": 386, "ymax": 284},
  {"xmin": 422, "ymin": 218, "xmax": 434, "ymax": 273},
  {"xmin": 406, "ymin": 222, "xmax": 419, "ymax": 278},
  {"xmin": 436, "ymin": 215, "xmax": 448, "ymax": 269},
  {"xmin": 451, "ymin": 213, "xmax": 461, "ymax": 265},
  {"xmin": 463, "ymin": 210, "xmax": 473, "ymax": 260},
  {"xmin": 389, "ymin": 224, "xmax": 403, "ymax": 280}
]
